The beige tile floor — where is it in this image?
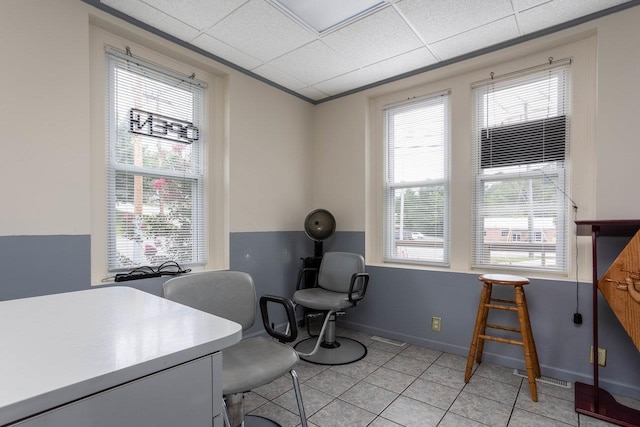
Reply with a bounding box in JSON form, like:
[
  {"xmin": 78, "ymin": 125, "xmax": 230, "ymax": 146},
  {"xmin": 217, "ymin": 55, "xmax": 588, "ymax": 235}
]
[{"xmin": 240, "ymin": 327, "xmax": 640, "ymax": 427}]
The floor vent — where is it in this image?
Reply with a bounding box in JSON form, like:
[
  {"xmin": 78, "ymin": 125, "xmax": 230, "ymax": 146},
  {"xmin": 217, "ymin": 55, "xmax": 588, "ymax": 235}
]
[
  {"xmin": 371, "ymin": 336, "xmax": 407, "ymax": 347},
  {"xmin": 513, "ymin": 369, "xmax": 571, "ymax": 388}
]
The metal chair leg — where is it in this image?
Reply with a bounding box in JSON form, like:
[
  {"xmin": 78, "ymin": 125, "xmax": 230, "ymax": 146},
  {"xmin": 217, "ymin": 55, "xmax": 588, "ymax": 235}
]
[
  {"xmin": 221, "ymin": 397, "xmax": 231, "ymax": 427},
  {"xmin": 290, "ymin": 369, "xmax": 307, "ymax": 427}
]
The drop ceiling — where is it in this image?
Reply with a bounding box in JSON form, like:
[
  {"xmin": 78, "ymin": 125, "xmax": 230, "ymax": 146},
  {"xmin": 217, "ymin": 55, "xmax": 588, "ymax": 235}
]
[{"xmin": 86, "ymin": 0, "xmax": 637, "ymax": 103}]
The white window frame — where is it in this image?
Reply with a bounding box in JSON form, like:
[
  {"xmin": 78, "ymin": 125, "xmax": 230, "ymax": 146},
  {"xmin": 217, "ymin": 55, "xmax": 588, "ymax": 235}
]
[
  {"xmin": 471, "ymin": 63, "xmax": 571, "ymax": 274},
  {"xmin": 382, "ymin": 92, "xmax": 451, "ymax": 266},
  {"xmin": 105, "ymin": 48, "xmax": 207, "ymax": 271},
  {"xmin": 90, "ymin": 27, "xmax": 228, "ymax": 284},
  {"xmin": 366, "ymin": 36, "xmax": 596, "ymax": 281}
]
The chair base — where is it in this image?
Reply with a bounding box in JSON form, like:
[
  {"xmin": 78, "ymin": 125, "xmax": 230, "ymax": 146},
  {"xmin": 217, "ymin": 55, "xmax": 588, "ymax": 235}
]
[
  {"xmin": 243, "ymin": 415, "xmax": 282, "ymax": 427},
  {"xmin": 294, "ymin": 336, "xmax": 367, "ymax": 365}
]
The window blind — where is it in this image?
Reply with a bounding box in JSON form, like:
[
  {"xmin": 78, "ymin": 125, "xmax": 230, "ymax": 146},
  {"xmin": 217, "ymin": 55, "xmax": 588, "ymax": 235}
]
[
  {"xmin": 472, "ymin": 64, "xmax": 571, "ymax": 272},
  {"xmin": 384, "ymin": 92, "xmax": 450, "ymax": 265},
  {"xmin": 106, "ymin": 48, "xmax": 207, "ymax": 271}
]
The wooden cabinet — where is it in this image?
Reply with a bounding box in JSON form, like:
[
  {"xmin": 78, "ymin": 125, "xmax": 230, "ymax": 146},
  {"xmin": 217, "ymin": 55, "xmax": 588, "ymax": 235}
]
[{"xmin": 575, "ymin": 220, "xmax": 640, "ymax": 427}]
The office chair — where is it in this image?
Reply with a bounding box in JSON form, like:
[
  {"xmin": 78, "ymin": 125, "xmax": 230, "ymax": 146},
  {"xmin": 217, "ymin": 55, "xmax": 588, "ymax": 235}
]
[
  {"xmin": 292, "ymin": 252, "xmax": 369, "ymax": 365},
  {"xmin": 163, "ymin": 271, "xmax": 307, "ymax": 427}
]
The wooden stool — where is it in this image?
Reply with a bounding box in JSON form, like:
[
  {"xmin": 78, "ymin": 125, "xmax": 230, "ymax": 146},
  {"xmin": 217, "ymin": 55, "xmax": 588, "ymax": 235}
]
[{"xmin": 464, "ymin": 273, "xmax": 541, "ymax": 401}]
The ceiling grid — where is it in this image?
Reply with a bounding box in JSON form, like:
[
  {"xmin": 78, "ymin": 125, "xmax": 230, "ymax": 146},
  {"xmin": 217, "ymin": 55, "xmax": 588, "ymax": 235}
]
[{"xmin": 88, "ymin": 0, "xmax": 638, "ymax": 103}]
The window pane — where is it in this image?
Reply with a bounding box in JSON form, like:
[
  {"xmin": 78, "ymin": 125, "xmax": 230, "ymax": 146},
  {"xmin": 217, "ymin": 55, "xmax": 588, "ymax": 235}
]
[
  {"xmin": 113, "ymin": 67, "xmax": 201, "ymax": 175},
  {"xmin": 388, "ymin": 97, "xmax": 446, "ymax": 183},
  {"xmin": 482, "ymin": 73, "xmax": 564, "ymax": 127},
  {"xmin": 390, "ymin": 186, "xmax": 446, "ymax": 263},
  {"xmin": 112, "ymin": 172, "xmax": 200, "ymax": 269},
  {"xmin": 479, "ymin": 175, "xmax": 561, "ymax": 268},
  {"xmin": 107, "ymin": 49, "xmax": 206, "ymax": 271},
  {"xmin": 472, "ymin": 65, "xmax": 570, "ymax": 272},
  {"xmin": 384, "ymin": 93, "xmax": 450, "ymax": 265},
  {"xmin": 115, "ymin": 130, "xmax": 198, "ymax": 175}
]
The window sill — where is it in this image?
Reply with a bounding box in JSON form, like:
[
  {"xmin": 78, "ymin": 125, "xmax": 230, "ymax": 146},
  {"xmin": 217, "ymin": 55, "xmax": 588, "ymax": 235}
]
[{"xmin": 366, "ymin": 260, "xmax": 574, "ymax": 282}]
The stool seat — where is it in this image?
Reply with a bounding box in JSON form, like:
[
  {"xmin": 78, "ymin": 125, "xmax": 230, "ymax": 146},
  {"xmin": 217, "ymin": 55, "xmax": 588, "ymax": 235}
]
[
  {"xmin": 465, "ymin": 274, "xmax": 541, "ymax": 401},
  {"xmin": 479, "ymin": 274, "xmax": 530, "ymax": 286}
]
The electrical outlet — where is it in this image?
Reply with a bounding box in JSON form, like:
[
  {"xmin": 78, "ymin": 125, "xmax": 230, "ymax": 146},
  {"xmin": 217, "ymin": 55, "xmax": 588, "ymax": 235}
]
[
  {"xmin": 431, "ymin": 316, "xmax": 441, "ymax": 332},
  {"xmin": 589, "ymin": 346, "xmax": 607, "ymax": 366}
]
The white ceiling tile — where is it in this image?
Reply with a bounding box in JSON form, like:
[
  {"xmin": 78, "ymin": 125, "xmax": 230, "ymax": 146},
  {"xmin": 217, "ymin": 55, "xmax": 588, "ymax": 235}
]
[
  {"xmin": 98, "ymin": 0, "xmax": 632, "ymax": 101},
  {"xmin": 429, "ymin": 16, "xmax": 520, "ymax": 61},
  {"xmin": 518, "ymin": 0, "xmax": 632, "ymax": 34},
  {"xmin": 361, "ymin": 47, "xmax": 438, "ymax": 82},
  {"xmin": 322, "ymin": 7, "xmax": 423, "ymax": 67},
  {"xmin": 396, "ymin": 0, "xmax": 515, "ymax": 44},
  {"xmin": 515, "ymin": 0, "xmax": 552, "ymax": 12},
  {"xmin": 191, "ymin": 34, "xmax": 263, "ymax": 70},
  {"xmin": 268, "ymin": 40, "xmax": 359, "ymax": 85},
  {"xmin": 314, "ymin": 70, "xmax": 371, "ymax": 96},
  {"xmin": 205, "ymin": 0, "xmax": 316, "ymax": 62},
  {"xmin": 140, "ymin": 0, "xmax": 248, "ymax": 31},
  {"xmin": 102, "ymin": 0, "xmax": 200, "ymax": 41},
  {"xmin": 298, "ymin": 86, "xmax": 330, "ymax": 101},
  {"xmin": 315, "ymin": 47, "xmax": 438, "ymax": 95},
  {"xmin": 252, "ymin": 64, "xmax": 307, "ymax": 91}
]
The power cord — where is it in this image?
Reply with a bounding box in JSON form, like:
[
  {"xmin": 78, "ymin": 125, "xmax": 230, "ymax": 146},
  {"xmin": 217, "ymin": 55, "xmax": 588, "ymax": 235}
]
[
  {"xmin": 539, "ymin": 168, "xmax": 582, "ymax": 324},
  {"xmin": 113, "ymin": 261, "xmax": 191, "ymax": 282},
  {"xmin": 573, "ymin": 205, "xmax": 583, "ymax": 325}
]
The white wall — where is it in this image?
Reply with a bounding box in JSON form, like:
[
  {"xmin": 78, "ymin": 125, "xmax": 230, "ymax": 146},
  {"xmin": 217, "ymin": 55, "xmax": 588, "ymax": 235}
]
[
  {"xmin": 314, "ymin": 4, "xmax": 640, "ymax": 232},
  {"xmin": 594, "ymin": 9, "xmax": 640, "ymax": 218},
  {"xmin": 0, "ymin": 0, "xmax": 314, "ymax": 283},
  {"xmin": 312, "ymin": 96, "xmax": 368, "ymax": 232},
  {"xmin": 0, "ymin": 0, "xmax": 91, "ymax": 236},
  {"xmin": 6, "ymin": 1, "xmax": 636, "ymax": 245},
  {"xmin": 0, "ymin": 0, "xmax": 314, "ymax": 244},
  {"xmin": 228, "ymin": 72, "xmax": 313, "ymax": 232},
  {"xmin": 313, "ymin": 5, "xmax": 640, "ymax": 283}
]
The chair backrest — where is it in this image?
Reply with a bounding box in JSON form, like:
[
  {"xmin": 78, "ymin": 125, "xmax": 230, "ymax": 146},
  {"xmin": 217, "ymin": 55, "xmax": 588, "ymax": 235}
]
[
  {"xmin": 318, "ymin": 252, "xmax": 365, "ymax": 293},
  {"xmin": 163, "ymin": 271, "xmax": 256, "ymax": 331}
]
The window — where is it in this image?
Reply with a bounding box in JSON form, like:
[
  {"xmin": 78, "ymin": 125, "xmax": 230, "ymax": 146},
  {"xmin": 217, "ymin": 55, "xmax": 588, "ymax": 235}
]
[
  {"xmin": 472, "ymin": 64, "xmax": 571, "ymax": 272},
  {"xmin": 106, "ymin": 49, "xmax": 207, "ymax": 271},
  {"xmin": 384, "ymin": 92, "xmax": 450, "ymax": 265}
]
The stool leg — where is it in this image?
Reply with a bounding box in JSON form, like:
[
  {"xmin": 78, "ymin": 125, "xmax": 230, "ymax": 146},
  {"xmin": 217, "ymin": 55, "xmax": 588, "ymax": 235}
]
[
  {"xmin": 475, "ymin": 283, "xmax": 492, "ymax": 364},
  {"xmin": 515, "ymin": 285, "xmax": 538, "ymax": 401},
  {"xmin": 465, "ymin": 282, "xmax": 491, "ymax": 382},
  {"xmin": 521, "ymin": 290, "xmax": 541, "ymax": 378}
]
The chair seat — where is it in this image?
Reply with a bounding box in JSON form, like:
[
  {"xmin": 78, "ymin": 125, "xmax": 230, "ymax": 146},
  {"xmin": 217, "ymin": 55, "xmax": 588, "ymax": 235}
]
[
  {"xmin": 222, "ymin": 337, "xmax": 299, "ymax": 394},
  {"xmin": 293, "ymin": 288, "xmax": 353, "ymax": 311}
]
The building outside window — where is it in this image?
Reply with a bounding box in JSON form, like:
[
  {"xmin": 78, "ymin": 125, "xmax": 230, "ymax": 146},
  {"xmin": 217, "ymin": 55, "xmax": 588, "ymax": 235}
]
[
  {"xmin": 472, "ymin": 63, "xmax": 571, "ymax": 272},
  {"xmin": 106, "ymin": 49, "xmax": 207, "ymax": 271},
  {"xmin": 383, "ymin": 92, "xmax": 450, "ymax": 266}
]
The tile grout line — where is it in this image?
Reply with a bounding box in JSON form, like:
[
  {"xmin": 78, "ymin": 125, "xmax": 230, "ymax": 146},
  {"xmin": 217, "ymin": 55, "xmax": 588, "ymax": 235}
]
[{"xmin": 248, "ymin": 330, "xmax": 636, "ymax": 426}]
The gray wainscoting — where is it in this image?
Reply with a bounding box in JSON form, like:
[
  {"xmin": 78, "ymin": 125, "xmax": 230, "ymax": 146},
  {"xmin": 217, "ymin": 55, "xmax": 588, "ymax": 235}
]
[
  {"xmin": 1, "ymin": 231, "xmax": 638, "ymax": 399},
  {"xmin": 344, "ymin": 265, "xmax": 640, "ymax": 399},
  {"xmin": 0, "ymin": 235, "xmax": 91, "ymax": 301}
]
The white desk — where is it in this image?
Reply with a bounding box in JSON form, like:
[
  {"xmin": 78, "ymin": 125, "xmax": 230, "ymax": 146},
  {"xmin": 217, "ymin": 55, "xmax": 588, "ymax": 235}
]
[{"xmin": 0, "ymin": 287, "xmax": 242, "ymax": 427}]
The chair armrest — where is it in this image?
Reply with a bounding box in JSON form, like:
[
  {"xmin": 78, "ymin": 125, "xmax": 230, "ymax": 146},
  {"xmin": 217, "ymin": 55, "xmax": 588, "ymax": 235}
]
[
  {"xmin": 259, "ymin": 295, "xmax": 298, "ymax": 343},
  {"xmin": 296, "ymin": 267, "xmax": 319, "ymax": 290},
  {"xmin": 348, "ymin": 273, "xmax": 369, "ymax": 304}
]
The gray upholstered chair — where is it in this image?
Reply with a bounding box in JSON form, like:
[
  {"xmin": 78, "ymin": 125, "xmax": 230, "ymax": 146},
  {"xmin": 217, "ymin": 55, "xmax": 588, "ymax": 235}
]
[
  {"xmin": 292, "ymin": 252, "xmax": 369, "ymax": 365},
  {"xmin": 163, "ymin": 271, "xmax": 307, "ymax": 427}
]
